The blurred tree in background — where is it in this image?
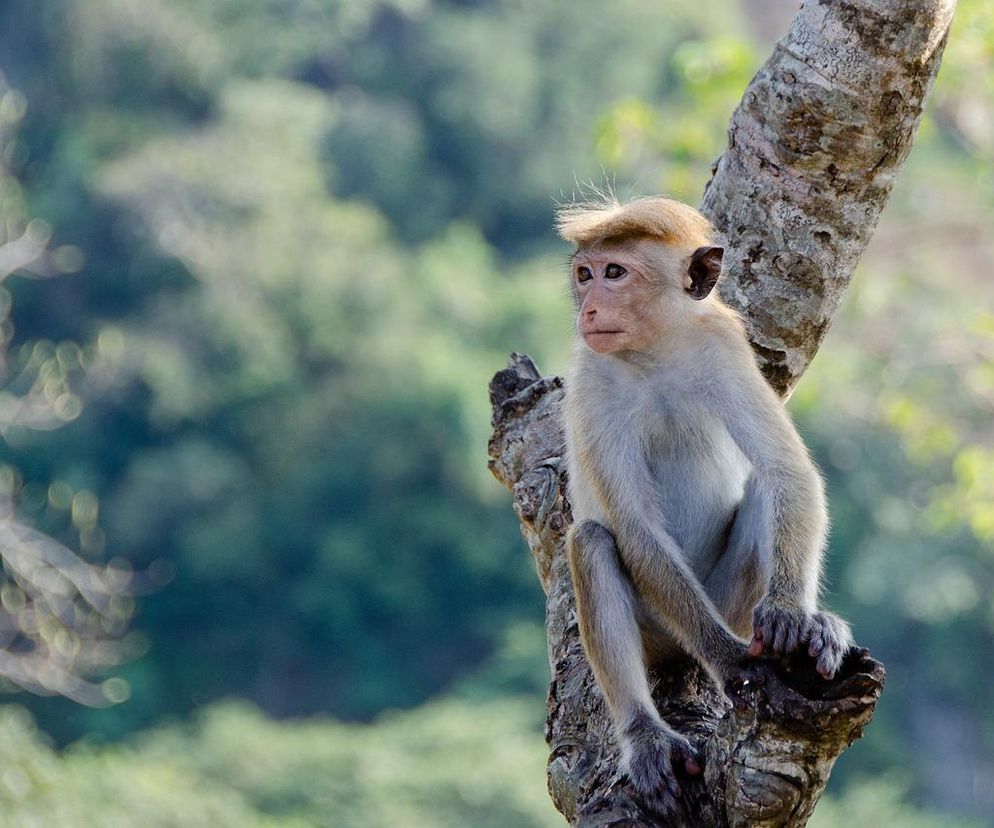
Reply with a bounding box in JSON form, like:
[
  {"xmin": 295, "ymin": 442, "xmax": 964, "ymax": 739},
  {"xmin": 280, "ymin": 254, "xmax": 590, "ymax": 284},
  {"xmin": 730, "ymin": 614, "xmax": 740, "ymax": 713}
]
[
  {"xmin": 0, "ymin": 0, "xmax": 991, "ymax": 824},
  {"xmin": 0, "ymin": 73, "xmax": 147, "ymax": 709}
]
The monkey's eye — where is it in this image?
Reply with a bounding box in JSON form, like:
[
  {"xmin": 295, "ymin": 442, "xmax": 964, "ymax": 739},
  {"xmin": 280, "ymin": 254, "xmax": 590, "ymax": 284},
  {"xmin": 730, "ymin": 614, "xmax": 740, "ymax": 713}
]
[
  {"xmin": 576, "ymin": 266, "xmax": 593, "ymax": 283},
  {"xmin": 605, "ymin": 263, "xmax": 627, "ymax": 280}
]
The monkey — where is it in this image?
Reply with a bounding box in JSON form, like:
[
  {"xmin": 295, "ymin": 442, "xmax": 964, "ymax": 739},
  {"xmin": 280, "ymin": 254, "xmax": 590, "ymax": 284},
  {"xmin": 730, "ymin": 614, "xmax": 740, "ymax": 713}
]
[{"xmin": 558, "ymin": 194, "xmax": 852, "ymax": 816}]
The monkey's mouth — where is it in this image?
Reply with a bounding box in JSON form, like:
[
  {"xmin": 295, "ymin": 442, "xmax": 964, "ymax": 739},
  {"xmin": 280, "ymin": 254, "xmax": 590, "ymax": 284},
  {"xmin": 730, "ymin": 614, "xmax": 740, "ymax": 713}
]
[{"xmin": 584, "ymin": 329, "xmax": 623, "ymax": 336}]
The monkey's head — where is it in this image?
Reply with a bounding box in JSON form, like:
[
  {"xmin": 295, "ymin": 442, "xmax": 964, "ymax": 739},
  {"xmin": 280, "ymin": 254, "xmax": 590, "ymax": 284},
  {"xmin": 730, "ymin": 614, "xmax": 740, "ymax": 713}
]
[{"xmin": 556, "ymin": 196, "xmax": 724, "ymax": 356}]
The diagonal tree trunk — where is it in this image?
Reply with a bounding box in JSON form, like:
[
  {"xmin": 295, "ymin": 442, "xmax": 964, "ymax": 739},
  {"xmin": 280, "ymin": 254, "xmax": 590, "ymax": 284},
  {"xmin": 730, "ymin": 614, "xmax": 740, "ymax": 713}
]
[{"xmin": 488, "ymin": 1, "xmax": 956, "ymax": 825}]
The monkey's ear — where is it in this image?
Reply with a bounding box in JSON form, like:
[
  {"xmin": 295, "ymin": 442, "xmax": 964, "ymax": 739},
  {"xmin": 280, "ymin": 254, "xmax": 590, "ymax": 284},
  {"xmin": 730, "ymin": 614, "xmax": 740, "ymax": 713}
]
[{"xmin": 686, "ymin": 246, "xmax": 724, "ymax": 300}]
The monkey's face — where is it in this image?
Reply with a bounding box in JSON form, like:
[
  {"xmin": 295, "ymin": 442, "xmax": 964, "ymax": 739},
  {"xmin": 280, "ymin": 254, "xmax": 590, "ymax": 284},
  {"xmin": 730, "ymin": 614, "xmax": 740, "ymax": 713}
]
[{"xmin": 571, "ymin": 241, "xmax": 686, "ymax": 355}]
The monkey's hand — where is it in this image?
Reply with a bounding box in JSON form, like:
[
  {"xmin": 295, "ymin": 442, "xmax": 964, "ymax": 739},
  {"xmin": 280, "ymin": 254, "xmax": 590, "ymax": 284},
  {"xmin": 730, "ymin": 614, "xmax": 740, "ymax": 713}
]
[
  {"xmin": 621, "ymin": 713, "xmax": 701, "ymax": 818},
  {"xmin": 807, "ymin": 610, "xmax": 852, "ymax": 679},
  {"xmin": 748, "ymin": 598, "xmax": 810, "ymax": 658},
  {"xmin": 748, "ymin": 600, "xmax": 852, "ymax": 680}
]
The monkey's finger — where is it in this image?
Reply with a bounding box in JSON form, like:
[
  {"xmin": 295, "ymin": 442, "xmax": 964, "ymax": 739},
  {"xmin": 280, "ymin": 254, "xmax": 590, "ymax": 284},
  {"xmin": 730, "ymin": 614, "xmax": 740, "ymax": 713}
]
[
  {"xmin": 809, "ymin": 612, "xmax": 851, "ymax": 678},
  {"xmin": 808, "ymin": 628, "xmax": 827, "ymax": 658},
  {"xmin": 816, "ymin": 648, "xmax": 842, "ymax": 679},
  {"xmin": 751, "ymin": 620, "xmax": 765, "ymax": 642},
  {"xmin": 672, "ymin": 741, "xmax": 702, "ymax": 776},
  {"xmin": 812, "ymin": 643, "xmax": 836, "ymax": 678},
  {"xmin": 747, "ymin": 637, "xmax": 764, "ymax": 657},
  {"xmin": 771, "ymin": 620, "xmax": 790, "ymax": 653}
]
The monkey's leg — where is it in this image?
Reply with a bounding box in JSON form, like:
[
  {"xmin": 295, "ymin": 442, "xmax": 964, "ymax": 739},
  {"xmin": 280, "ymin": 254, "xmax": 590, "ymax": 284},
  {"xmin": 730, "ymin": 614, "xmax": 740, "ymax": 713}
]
[
  {"xmin": 567, "ymin": 520, "xmax": 700, "ymax": 817},
  {"xmin": 567, "ymin": 520, "xmax": 658, "ymax": 728}
]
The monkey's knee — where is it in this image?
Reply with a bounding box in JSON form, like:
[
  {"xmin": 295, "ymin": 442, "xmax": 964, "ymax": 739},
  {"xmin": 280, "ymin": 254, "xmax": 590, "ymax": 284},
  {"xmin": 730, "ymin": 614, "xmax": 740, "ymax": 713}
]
[
  {"xmin": 567, "ymin": 520, "xmax": 622, "ymax": 600},
  {"xmin": 571, "ymin": 519, "xmax": 614, "ymax": 547},
  {"xmin": 567, "ymin": 520, "xmax": 616, "ymax": 565}
]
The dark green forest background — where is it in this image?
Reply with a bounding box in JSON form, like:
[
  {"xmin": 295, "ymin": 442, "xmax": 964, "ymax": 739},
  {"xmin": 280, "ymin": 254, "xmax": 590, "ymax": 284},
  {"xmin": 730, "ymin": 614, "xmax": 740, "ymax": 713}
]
[{"xmin": 0, "ymin": 0, "xmax": 992, "ymax": 825}]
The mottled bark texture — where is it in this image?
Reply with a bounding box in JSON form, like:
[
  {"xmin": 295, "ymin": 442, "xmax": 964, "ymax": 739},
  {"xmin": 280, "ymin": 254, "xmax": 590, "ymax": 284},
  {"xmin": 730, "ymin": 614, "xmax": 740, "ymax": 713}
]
[
  {"xmin": 704, "ymin": 0, "xmax": 957, "ymax": 397},
  {"xmin": 487, "ymin": 1, "xmax": 955, "ymax": 825}
]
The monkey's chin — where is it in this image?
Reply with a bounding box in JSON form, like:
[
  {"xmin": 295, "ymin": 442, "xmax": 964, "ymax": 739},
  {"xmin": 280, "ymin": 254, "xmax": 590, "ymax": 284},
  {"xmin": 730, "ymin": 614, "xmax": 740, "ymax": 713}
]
[{"xmin": 582, "ymin": 331, "xmax": 625, "ymax": 353}]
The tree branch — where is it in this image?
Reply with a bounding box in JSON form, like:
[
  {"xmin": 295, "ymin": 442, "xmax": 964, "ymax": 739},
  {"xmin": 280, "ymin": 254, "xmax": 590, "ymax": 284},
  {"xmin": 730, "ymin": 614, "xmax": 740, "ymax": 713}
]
[
  {"xmin": 703, "ymin": 0, "xmax": 957, "ymax": 396},
  {"xmin": 488, "ymin": 0, "xmax": 955, "ymax": 823}
]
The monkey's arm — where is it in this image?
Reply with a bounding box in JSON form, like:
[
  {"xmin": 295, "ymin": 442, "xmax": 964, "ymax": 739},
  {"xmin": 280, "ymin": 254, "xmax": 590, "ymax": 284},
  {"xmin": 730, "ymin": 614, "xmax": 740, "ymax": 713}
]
[
  {"xmin": 625, "ymin": 517, "xmax": 750, "ymax": 680},
  {"xmin": 706, "ymin": 352, "xmax": 851, "ymax": 676},
  {"xmin": 709, "ymin": 362, "xmax": 825, "ymax": 609}
]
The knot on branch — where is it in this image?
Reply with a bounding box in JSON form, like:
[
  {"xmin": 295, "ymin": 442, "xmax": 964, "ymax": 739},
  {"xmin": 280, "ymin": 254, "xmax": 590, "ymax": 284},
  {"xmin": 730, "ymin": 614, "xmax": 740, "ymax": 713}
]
[{"xmin": 489, "ymin": 352, "xmax": 547, "ymax": 416}]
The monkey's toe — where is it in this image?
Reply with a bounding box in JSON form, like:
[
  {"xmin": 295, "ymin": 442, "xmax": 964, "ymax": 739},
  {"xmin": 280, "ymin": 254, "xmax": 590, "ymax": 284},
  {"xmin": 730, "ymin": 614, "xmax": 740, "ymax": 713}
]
[{"xmin": 674, "ymin": 738, "xmax": 702, "ymax": 776}]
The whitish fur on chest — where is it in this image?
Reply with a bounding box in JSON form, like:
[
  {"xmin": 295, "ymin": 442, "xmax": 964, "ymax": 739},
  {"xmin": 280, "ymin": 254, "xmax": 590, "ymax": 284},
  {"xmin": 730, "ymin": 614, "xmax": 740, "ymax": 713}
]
[{"xmin": 565, "ymin": 359, "xmax": 750, "ymax": 573}]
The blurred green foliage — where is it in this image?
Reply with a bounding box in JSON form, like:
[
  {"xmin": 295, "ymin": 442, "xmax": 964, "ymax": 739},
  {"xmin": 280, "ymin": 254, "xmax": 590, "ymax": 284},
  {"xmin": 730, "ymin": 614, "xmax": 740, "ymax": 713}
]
[
  {"xmin": 0, "ymin": 698, "xmax": 560, "ymax": 828},
  {"xmin": 0, "ymin": 0, "xmax": 992, "ymax": 824}
]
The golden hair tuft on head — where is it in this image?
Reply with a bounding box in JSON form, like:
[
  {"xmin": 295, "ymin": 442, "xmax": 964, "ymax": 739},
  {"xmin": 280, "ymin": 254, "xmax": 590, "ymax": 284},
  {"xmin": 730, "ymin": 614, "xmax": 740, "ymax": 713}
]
[{"xmin": 555, "ymin": 193, "xmax": 713, "ymax": 248}]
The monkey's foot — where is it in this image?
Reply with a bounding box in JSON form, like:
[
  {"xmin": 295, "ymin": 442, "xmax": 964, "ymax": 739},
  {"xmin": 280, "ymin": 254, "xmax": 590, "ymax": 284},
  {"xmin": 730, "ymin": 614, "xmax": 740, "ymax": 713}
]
[
  {"xmin": 808, "ymin": 611, "xmax": 853, "ymax": 679},
  {"xmin": 621, "ymin": 713, "xmax": 701, "ymax": 818}
]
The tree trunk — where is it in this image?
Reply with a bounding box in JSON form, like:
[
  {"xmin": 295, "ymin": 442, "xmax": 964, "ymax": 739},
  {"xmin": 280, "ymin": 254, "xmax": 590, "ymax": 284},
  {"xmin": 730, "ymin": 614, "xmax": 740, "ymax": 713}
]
[{"xmin": 487, "ymin": 1, "xmax": 956, "ymax": 824}]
